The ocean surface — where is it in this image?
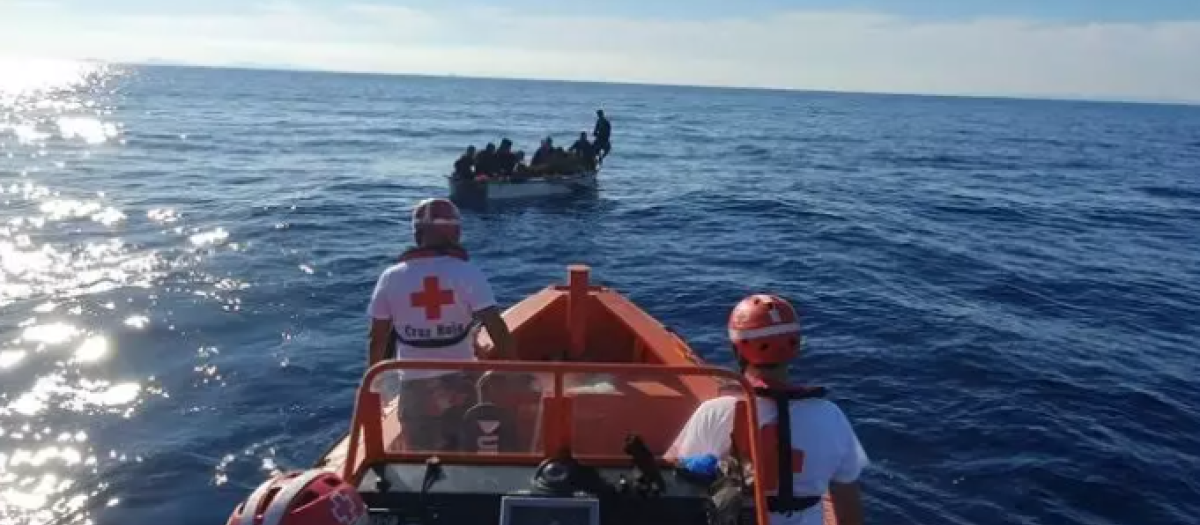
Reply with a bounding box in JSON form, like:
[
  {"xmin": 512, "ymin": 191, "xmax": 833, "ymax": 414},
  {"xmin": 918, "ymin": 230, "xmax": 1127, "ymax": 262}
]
[{"xmin": 1, "ymin": 61, "xmax": 1199, "ymax": 525}]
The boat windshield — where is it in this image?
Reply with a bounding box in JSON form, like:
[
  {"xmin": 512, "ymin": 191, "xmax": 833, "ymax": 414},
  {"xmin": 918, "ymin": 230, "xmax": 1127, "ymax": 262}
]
[{"xmin": 342, "ymin": 359, "xmax": 763, "ymax": 471}]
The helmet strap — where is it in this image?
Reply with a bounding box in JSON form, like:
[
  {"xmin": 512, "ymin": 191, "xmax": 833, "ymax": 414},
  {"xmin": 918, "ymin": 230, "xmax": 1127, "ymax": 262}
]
[
  {"xmin": 415, "ymin": 229, "xmax": 460, "ymax": 248},
  {"xmin": 742, "ymin": 361, "xmax": 789, "ymax": 385}
]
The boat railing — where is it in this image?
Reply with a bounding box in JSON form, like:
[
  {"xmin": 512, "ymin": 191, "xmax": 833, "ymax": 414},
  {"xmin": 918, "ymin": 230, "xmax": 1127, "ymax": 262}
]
[{"xmin": 343, "ymin": 358, "xmax": 770, "ymax": 525}]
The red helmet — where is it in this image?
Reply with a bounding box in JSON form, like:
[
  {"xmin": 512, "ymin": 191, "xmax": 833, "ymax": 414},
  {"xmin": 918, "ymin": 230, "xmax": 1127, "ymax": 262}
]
[
  {"xmin": 727, "ymin": 294, "xmax": 801, "ymax": 366},
  {"xmin": 411, "ymin": 197, "xmax": 462, "ymax": 245},
  {"xmin": 226, "ymin": 470, "xmax": 367, "ymax": 525}
]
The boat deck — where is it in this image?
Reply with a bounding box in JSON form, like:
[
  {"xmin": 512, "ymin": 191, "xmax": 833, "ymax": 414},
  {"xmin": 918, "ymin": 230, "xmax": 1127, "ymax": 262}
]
[{"xmin": 314, "ymin": 265, "xmax": 841, "ymax": 524}]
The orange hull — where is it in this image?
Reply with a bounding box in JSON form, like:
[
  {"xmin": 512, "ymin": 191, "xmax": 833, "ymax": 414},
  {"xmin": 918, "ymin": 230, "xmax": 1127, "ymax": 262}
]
[{"xmin": 314, "ymin": 264, "xmax": 838, "ymax": 524}]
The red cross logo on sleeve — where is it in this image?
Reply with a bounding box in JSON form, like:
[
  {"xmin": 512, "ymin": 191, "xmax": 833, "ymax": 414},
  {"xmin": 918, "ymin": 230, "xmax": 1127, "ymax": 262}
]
[{"xmin": 410, "ymin": 276, "xmax": 456, "ymax": 320}]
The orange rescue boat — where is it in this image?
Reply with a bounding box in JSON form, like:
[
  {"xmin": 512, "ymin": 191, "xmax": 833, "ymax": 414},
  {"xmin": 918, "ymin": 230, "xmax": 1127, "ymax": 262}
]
[{"xmin": 292, "ymin": 265, "xmax": 839, "ymax": 525}]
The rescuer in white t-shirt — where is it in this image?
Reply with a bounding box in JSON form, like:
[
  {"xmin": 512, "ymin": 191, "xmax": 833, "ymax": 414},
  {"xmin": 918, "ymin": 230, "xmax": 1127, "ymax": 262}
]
[
  {"xmin": 670, "ymin": 294, "xmax": 868, "ymax": 525},
  {"xmin": 366, "ymin": 197, "xmax": 515, "ymax": 450}
]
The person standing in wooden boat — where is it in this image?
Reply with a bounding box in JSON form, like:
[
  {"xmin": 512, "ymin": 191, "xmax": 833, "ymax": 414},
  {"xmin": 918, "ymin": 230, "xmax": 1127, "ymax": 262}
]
[
  {"xmin": 593, "ymin": 109, "xmax": 612, "ymax": 164},
  {"xmin": 670, "ymin": 294, "xmax": 868, "ymax": 525},
  {"xmin": 365, "ymin": 197, "xmax": 515, "ymax": 449}
]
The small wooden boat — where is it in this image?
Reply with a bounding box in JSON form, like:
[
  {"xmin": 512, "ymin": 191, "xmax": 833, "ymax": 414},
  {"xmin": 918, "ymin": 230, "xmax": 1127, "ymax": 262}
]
[
  {"xmin": 266, "ymin": 265, "xmax": 840, "ymax": 525},
  {"xmin": 447, "ymin": 169, "xmax": 598, "ymax": 205}
]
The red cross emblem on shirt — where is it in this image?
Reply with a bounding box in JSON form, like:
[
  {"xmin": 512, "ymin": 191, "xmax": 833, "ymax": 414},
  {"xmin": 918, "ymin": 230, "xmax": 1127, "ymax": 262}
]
[{"xmin": 410, "ymin": 276, "xmax": 455, "ymax": 320}]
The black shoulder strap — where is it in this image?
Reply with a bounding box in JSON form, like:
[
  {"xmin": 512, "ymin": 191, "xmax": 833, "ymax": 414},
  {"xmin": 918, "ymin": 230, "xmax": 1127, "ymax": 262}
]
[
  {"xmin": 753, "ymin": 387, "xmax": 827, "ymax": 516},
  {"xmin": 774, "ymin": 393, "xmax": 797, "ymax": 514}
]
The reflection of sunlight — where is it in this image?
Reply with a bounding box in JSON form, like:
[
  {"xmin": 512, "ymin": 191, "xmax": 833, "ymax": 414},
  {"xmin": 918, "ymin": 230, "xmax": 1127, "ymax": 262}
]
[
  {"xmin": 0, "ymin": 241, "xmax": 58, "ymax": 277},
  {"xmin": 39, "ymin": 199, "xmax": 102, "ymax": 220},
  {"xmin": 9, "ymin": 124, "xmax": 52, "ymax": 144},
  {"xmin": 4, "ymin": 447, "xmax": 83, "ymax": 469},
  {"xmin": 74, "ymin": 336, "xmax": 109, "ymax": 364},
  {"xmin": 92, "ymin": 207, "xmax": 126, "ymax": 226},
  {"xmin": 55, "ymin": 116, "xmax": 120, "ymax": 145},
  {"xmin": 147, "ymin": 208, "xmax": 181, "ymax": 224},
  {"xmin": 123, "ymin": 316, "xmax": 150, "ymax": 329},
  {"xmin": 4, "ymin": 374, "xmax": 145, "ymax": 417},
  {"xmin": 97, "ymin": 383, "xmax": 140, "ymax": 406},
  {"xmin": 38, "ymin": 199, "xmax": 126, "ymax": 226},
  {"xmin": 20, "ymin": 323, "xmax": 80, "ymax": 346},
  {"xmin": 0, "ymin": 57, "xmax": 108, "ymax": 97},
  {"xmin": 3, "ymin": 487, "xmax": 48, "ymax": 511},
  {"xmin": 0, "ymin": 230, "xmax": 167, "ymax": 306},
  {"xmin": 10, "ymin": 389, "xmax": 48, "ymax": 417},
  {"xmin": 189, "ymin": 227, "xmax": 230, "ymax": 247},
  {"xmin": 2, "ymin": 56, "xmax": 136, "ymax": 525},
  {"xmin": 0, "ymin": 349, "xmax": 27, "ymax": 369}
]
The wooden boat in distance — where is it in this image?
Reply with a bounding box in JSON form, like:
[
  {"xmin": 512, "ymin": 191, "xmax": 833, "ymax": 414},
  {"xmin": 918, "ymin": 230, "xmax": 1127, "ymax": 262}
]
[
  {"xmin": 303, "ymin": 264, "xmax": 839, "ymax": 525},
  {"xmin": 447, "ymin": 168, "xmax": 598, "ymax": 205}
]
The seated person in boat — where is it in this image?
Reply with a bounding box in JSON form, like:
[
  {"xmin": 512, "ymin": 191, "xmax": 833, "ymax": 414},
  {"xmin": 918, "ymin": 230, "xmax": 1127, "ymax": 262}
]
[
  {"xmin": 525, "ymin": 139, "xmax": 585, "ymax": 176},
  {"xmin": 474, "ymin": 142, "xmax": 498, "ymax": 177},
  {"xmin": 669, "ymin": 294, "xmax": 868, "ymax": 525},
  {"xmin": 530, "ymin": 137, "xmax": 554, "ymax": 168},
  {"xmin": 495, "ymin": 138, "xmax": 519, "ymax": 177},
  {"xmin": 367, "ymin": 198, "xmax": 515, "ymax": 450},
  {"xmin": 452, "ymin": 145, "xmax": 476, "ymax": 180},
  {"xmin": 569, "ymin": 132, "xmax": 597, "ymax": 170},
  {"xmin": 509, "ymin": 150, "xmax": 531, "ymax": 178}
]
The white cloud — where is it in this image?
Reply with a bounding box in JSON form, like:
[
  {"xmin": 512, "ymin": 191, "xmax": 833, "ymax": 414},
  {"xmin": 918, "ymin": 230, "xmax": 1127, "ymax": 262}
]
[{"xmin": 1, "ymin": 2, "xmax": 1198, "ymax": 102}]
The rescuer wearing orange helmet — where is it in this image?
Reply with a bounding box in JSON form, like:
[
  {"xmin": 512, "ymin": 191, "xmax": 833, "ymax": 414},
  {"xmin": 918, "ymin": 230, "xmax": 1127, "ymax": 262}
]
[
  {"xmin": 670, "ymin": 294, "xmax": 868, "ymax": 525},
  {"xmin": 366, "ymin": 197, "xmax": 515, "ymax": 450}
]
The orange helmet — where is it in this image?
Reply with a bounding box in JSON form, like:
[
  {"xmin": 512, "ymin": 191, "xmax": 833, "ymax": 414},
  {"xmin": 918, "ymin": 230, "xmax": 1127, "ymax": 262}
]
[
  {"xmin": 411, "ymin": 197, "xmax": 461, "ymax": 245},
  {"xmin": 226, "ymin": 470, "xmax": 367, "ymax": 525},
  {"xmin": 727, "ymin": 294, "xmax": 801, "ymax": 366}
]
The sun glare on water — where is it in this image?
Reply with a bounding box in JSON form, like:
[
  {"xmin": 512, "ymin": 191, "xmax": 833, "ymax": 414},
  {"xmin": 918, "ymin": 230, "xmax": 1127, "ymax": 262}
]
[{"xmin": 1, "ymin": 57, "xmax": 166, "ymax": 525}]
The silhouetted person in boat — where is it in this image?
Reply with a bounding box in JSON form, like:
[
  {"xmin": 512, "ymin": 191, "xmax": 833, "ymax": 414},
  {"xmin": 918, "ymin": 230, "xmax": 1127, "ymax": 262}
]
[
  {"xmin": 475, "ymin": 142, "xmax": 498, "ymax": 176},
  {"xmin": 530, "ymin": 137, "xmax": 554, "ymax": 168},
  {"xmin": 569, "ymin": 132, "xmax": 596, "ymax": 170},
  {"xmin": 592, "ymin": 109, "xmax": 611, "ymax": 164},
  {"xmin": 453, "ymin": 145, "xmax": 476, "ymax": 180},
  {"xmin": 510, "ymin": 151, "xmax": 530, "ymax": 178},
  {"xmin": 367, "ymin": 198, "xmax": 515, "ymax": 451},
  {"xmin": 495, "ymin": 138, "xmax": 518, "ymax": 177},
  {"xmin": 669, "ymin": 294, "xmax": 868, "ymax": 525}
]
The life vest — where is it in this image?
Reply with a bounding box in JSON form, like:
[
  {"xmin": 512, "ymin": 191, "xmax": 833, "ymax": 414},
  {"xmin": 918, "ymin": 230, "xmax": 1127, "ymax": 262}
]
[
  {"xmin": 748, "ymin": 377, "xmax": 828, "ymax": 516},
  {"xmin": 386, "ymin": 244, "xmax": 476, "ymax": 356}
]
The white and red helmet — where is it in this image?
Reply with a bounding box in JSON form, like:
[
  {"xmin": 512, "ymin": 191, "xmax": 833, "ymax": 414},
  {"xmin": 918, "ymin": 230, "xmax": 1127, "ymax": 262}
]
[
  {"xmin": 411, "ymin": 197, "xmax": 462, "ymax": 245},
  {"xmin": 226, "ymin": 470, "xmax": 368, "ymax": 525},
  {"xmin": 727, "ymin": 294, "xmax": 801, "ymax": 366}
]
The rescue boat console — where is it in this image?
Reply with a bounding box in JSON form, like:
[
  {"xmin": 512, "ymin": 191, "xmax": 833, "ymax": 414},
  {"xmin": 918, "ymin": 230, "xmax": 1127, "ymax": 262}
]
[
  {"xmin": 335, "ymin": 360, "xmax": 772, "ymax": 525},
  {"xmin": 356, "ymin": 446, "xmax": 719, "ymax": 525}
]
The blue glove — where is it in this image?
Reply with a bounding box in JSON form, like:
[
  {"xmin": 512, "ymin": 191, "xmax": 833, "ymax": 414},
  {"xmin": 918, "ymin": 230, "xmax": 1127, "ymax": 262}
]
[{"xmin": 677, "ymin": 454, "xmax": 721, "ymax": 479}]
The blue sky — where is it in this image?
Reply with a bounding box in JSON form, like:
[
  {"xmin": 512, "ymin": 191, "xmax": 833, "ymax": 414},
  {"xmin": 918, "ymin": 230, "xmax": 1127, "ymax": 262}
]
[
  {"xmin": 81, "ymin": 0, "xmax": 1200, "ymax": 22},
  {"xmin": 2, "ymin": 0, "xmax": 1200, "ymax": 102}
]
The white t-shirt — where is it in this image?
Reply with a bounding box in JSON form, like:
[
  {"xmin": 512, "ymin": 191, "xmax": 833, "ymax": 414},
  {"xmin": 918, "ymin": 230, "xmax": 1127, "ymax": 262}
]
[
  {"xmin": 670, "ymin": 395, "xmax": 869, "ymax": 525},
  {"xmin": 367, "ymin": 255, "xmax": 497, "ymax": 381}
]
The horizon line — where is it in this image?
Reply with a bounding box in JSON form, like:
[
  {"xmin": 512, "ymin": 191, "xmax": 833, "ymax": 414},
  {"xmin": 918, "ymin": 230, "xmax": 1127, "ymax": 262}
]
[{"xmin": 116, "ymin": 60, "xmax": 1200, "ymax": 109}]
